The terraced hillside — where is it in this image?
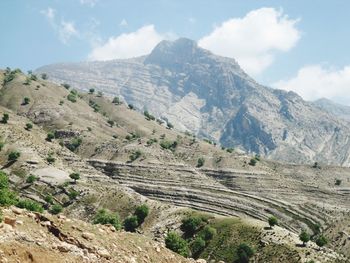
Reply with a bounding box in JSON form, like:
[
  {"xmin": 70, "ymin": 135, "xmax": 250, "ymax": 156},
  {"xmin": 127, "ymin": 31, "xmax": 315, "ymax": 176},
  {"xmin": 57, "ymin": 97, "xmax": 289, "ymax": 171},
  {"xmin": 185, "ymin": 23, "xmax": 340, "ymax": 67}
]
[{"xmin": 1, "ymin": 69, "xmax": 349, "ymax": 262}]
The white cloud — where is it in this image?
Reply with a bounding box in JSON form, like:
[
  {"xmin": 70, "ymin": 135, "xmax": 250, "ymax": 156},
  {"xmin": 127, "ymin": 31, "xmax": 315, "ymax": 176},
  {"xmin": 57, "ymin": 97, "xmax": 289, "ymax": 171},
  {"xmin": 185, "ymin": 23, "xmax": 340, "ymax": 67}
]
[
  {"xmin": 40, "ymin": 7, "xmax": 79, "ymax": 45},
  {"xmin": 273, "ymin": 65, "xmax": 350, "ymax": 105},
  {"xmin": 198, "ymin": 7, "xmax": 301, "ymax": 76},
  {"xmin": 59, "ymin": 21, "xmax": 79, "ymax": 44},
  {"xmin": 40, "ymin": 7, "xmax": 55, "ymax": 24},
  {"xmin": 88, "ymin": 25, "xmax": 165, "ymax": 60},
  {"xmin": 119, "ymin": 19, "xmax": 128, "ymax": 27},
  {"xmin": 80, "ymin": 0, "xmax": 98, "ymax": 7}
]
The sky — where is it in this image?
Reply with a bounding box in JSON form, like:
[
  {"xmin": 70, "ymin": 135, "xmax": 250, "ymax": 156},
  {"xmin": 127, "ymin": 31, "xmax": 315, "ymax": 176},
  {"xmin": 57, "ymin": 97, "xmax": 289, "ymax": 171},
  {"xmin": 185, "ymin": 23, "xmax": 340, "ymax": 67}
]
[{"xmin": 1, "ymin": 0, "xmax": 350, "ymax": 105}]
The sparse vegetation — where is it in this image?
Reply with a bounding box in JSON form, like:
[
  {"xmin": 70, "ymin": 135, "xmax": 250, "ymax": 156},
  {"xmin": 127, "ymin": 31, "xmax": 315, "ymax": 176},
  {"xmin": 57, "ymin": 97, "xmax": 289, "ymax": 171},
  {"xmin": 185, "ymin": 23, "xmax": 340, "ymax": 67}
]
[
  {"xmin": 107, "ymin": 119, "xmax": 115, "ymax": 127},
  {"xmin": 160, "ymin": 140, "xmax": 177, "ymax": 151},
  {"xmin": 146, "ymin": 138, "xmax": 158, "ymax": 146},
  {"xmin": 66, "ymin": 137, "xmax": 82, "ymax": 152},
  {"xmin": 129, "ymin": 150, "xmax": 142, "ymax": 162},
  {"xmin": 16, "ymin": 199, "xmax": 44, "ymax": 213},
  {"xmin": 46, "ymin": 153, "xmax": 55, "ymax": 164}
]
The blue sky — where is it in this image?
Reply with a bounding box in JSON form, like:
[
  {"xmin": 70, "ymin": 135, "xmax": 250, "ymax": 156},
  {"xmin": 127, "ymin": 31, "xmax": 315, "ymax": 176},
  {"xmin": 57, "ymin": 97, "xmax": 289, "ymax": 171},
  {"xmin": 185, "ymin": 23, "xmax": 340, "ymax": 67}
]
[{"xmin": 1, "ymin": 0, "xmax": 350, "ymax": 104}]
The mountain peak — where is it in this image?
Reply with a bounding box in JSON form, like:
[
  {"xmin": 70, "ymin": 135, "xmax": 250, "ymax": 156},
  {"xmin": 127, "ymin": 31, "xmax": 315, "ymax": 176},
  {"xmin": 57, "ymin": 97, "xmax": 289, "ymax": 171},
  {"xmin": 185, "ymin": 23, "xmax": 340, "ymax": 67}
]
[{"xmin": 144, "ymin": 38, "xmax": 207, "ymax": 67}]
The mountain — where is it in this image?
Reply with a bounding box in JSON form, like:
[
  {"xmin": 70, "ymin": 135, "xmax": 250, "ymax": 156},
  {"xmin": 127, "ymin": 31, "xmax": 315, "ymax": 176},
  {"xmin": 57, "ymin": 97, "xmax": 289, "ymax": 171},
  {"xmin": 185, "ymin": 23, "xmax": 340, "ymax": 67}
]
[
  {"xmin": 36, "ymin": 38, "xmax": 350, "ymax": 166},
  {"xmin": 313, "ymin": 98, "xmax": 350, "ymax": 121},
  {"xmin": 1, "ymin": 69, "xmax": 349, "ymax": 262}
]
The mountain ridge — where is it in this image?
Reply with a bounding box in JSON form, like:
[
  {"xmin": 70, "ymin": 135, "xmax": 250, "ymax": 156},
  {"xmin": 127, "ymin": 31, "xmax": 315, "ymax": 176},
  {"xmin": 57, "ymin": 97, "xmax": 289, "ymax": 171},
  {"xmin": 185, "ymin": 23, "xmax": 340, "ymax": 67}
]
[{"xmin": 36, "ymin": 38, "xmax": 350, "ymax": 166}]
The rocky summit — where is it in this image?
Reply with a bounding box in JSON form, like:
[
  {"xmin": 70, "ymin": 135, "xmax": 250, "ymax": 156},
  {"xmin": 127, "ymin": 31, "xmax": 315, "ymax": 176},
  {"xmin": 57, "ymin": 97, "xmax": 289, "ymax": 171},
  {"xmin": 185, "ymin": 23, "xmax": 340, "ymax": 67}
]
[{"xmin": 37, "ymin": 38, "xmax": 350, "ymax": 166}]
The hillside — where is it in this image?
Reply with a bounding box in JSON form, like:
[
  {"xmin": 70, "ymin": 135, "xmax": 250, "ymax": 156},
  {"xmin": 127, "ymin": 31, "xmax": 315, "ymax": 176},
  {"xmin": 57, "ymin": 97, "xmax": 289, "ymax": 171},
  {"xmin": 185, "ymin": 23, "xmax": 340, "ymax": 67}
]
[
  {"xmin": 37, "ymin": 38, "xmax": 350, "ymax": 166},
  {"xmin": 0, "ymin": 69, "xmax": 349, "ymax": 262}
]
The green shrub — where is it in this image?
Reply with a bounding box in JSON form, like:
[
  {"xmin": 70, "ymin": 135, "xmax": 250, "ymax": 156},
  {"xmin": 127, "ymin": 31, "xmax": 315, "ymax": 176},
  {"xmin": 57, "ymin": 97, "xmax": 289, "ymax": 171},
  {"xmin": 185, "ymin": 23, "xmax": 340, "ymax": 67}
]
[
  {"xmin": 201, "ymin": 225, "xmax": 217, "ymax": 241},
  {"xmin": 0, "ymin": 171, "xmax": 9, "ymax": 190},
  {"xmin": 0, "ymin": 189, "xmax": 18, "ymax": 206},
  {"xmin": 66, "ymin": 137, "xmax": 82, "ymax": 152},
  {"xmin": 123, "ymin": 215, "xmax": 139, "ymax": 232},
  {"xmin": 26, "ymin": 175, "xmax": 37, "ymax": 184},
  {"xmin": 44, "ymin": 194, "xmax": 54, "ymax": 204},
  {"xmin": 30, "ymin": 74, "xmax": 37, "ymax": 81},
  {"xmin": 89, "ymin": 88, "xmax": 95, "ymax": 94},
  {"xmin": 191, "ymin": 237, "xmax": 206, "ymax": 258},
  {"xmin": 68, "ymin": 189, "xmax": 79, "ymax": 200},
  {"xmin": 248, "ymin": 158, "xmax": 257, "ymax": 166},
  {"xmin": 25, "ymin": 123, "xmax": 33, "ymax": 130},
  {"xmin": 107, "ymin": 120, "xmax": 115, "ymax": 127},
  {"xmin": 125, "ymin": 132, "xmax": 140, "ymax": 141},
  {"xmin": 134, "ymin": 204, "xmax": 149, "ymax": 224},
  {"xmin": 22, "ymin": 97, "xmax": 30, "ymax": 105},
  {"xmin": 146, "ymin": 138, "xmax": 158, "ymax": 146},
  {"xmin": 181, "ymin": 216, "xmax": 202, "ymax": 237},
  {"xmin": 0, "ymin": 141, "xmax": 4, "ymax": 151},
  {"xmin": 160, "ymin": 140, "xmax": 177, "ymax": 151},
  {"xmin": 129, "ymin": 150, "xmax": 142, "ymax": 162},
  {"xmin": 144, "ymin": 111, "xmax": 155, "ymax": 121},
  {"xmin": 46, "ymin": 154, "xmax": 55, "ymax": 164},
  {"xmin": 23, "ymin": 77, "xmax": 31, "ymax": 85},
  {"xmin": 197, "ymin": 157, "xmax": 205, "ymax": 168},
  {"xmin": 335, "ymin": 179, "xmax": 342, "ymax": 186},
  {"xmin": 316, "ymin": 235, "xmax": 328, "ymax": 247},
  {"xmin": 67, "ymin": 92, "xmax": 77, "ymax": 103},
  {"xmin": 165, "ymin": 231, "xmax": 189, "ymax": 257},
  {"xmin": 226, "ymin": 148, "xmax": 234, "ymax": 153},
  {"xmin": 268, "ymin": 216, "xmax": 278, "ymax": 228},
  {"xmin": 93, "ymin": 209, "xmax": 121, "ymax": 230},
  {"xmin": 8, "ymin": 151, "xmax": 20, "ymax": 161},
  {"xmin": 112, "ymin": 97, "xmax": 121, "ymax": 105},
  {"xmin": 46, "ymin": 132, "xmax": 55, "ymax": 142},
  {"xmin": 41, "ymin": 73, "xmax": 48, "ymax": 80},
  {"xmin": 62, "ymin": 83, "xmax": 70, "ymax": 90},
  {"xmin": 16, "ymin": 199, "xmax": 43, "ymax": 213},
  {"xmin": 69, "ymin": 172, "xmax": 80, "ymax": 183},
  {"xmin": 1, "ymin": 113, "xmax": 9, "ymax": 124},
  {"xmin": 236, "ymin": 243, "xmax": 254, "ymax": 263},
  {"xmin": 50, "ymin": 204, "xmax": 63, "ymax": 215},
  {"xmin": 167, "ymin": 122, "xmax": 174, "ymax": 129},
  {"xmin": 128, "ymin": 104, "xmax": 134, "ymax": 110}
]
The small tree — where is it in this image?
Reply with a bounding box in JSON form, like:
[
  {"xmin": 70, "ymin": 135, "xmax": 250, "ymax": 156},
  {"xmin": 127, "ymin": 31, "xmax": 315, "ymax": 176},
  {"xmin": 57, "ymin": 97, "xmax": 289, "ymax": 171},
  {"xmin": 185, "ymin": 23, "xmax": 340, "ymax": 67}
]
[
  {"xmin": 123, "ymin": 215, "xmax": 139, "ymax": 232},
  {"xmin": 107, "ymin": 120, "xmax": 115, "ymax": 127},
  {"xmin": 23, "ymin": 97, "xmax": 30, "ymax": 105},
  {"xmin": 8, "ymin": 151, "xmax": 20, "ymax": 162},
  {"xmin": 89, "ymin": 88, "xmax": 95, "ymax": 94},
  {"xmin": 196, "ymin": 157, "xmax": 205, "ymax": 168},
  {"xmin": 268, "ymin": 216, "xmax": 278, "ymax": 229},
  {"xmin": 191, "ymin": 237, "xmax": 206, "ymax": 258},
  {"xmin": 62, "ymin": 83, "xmax": 70, "ymax": 90},
  {"xmin": 165, "ymin": 231, "xmax": 189, "ymax": 257},
  {"xmin": 201, "ymin": 225, "xmax": 217, "ymax": 241},
  {"xmin": 112, "ymin": 97, "xmax": 121, "ymax": 105},
  {"xmin": 69, "ymin": 173, "xmax": 80, "ymax": 184},
  {"xmin": 134, "ymin": 204, "xmax": 149, "ymax": 224},
  {"xmin": 181, "ymin": 216, "xmax": 202, "ymax": 237},
  {"xmin": 316, "ymin": 235, "xmax": 328, "ymax": 248},
  {"xmin": 236, "ymin": 243, "xmax": 254, "ymax": 263},
  {"xmin": 93, "ymin": 209, "xmax": 121, "ymax": 230},
  {"xmin": 249, "ymin": 158, "xmax": 257, "ymax": 166},
  {"xmin": 46, "ymin": 132, "xmax": 55, "ymax": 142},
  {"xmin": 26, "ymin": 175, "xmax": 37, "ymax": 184},
  {"xmin": 25, "ymin": 123, "xmax": 33, "ymax": 130},
  {"xmin": 1, "ymin": 113, "xmax": 9, "ymax": 124},
  {"xmin": 299, "ymin": 230, "xmax": 310, "ymax": 246}
]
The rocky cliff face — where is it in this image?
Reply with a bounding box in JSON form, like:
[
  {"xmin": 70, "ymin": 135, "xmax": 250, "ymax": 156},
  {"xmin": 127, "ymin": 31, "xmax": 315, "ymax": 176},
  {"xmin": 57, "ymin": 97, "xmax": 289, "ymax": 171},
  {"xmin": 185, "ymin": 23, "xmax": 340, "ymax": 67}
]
[{"xmin": 36, "ymin": 38, "xmax": 350, "ymax": 166}]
